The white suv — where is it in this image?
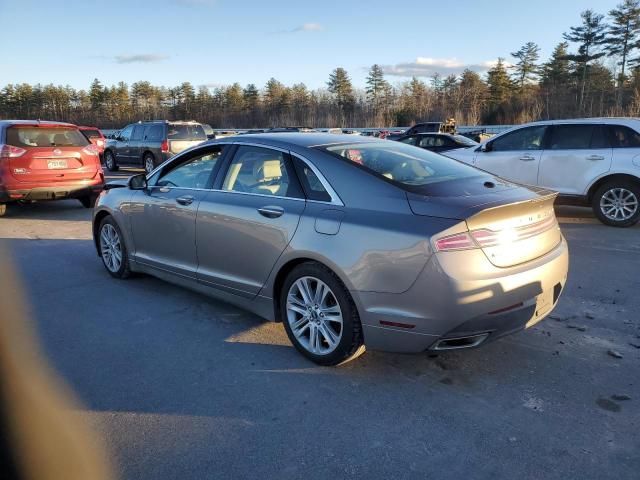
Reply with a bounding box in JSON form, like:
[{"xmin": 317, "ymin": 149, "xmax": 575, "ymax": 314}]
[{"xmin": 445, "ymin": 118, "xmax": 640, "ymax": 227}]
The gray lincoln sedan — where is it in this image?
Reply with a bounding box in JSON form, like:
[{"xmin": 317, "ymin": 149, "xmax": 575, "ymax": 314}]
[{"xmin": 93, "ymin": 133, "xmax": 569, "ymax": 365}]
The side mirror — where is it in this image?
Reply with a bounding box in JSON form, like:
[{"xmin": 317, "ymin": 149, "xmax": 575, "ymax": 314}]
[
  {"xmin": 480, "ymin": 141, "xmax": 493, "ymax": 153},
  {"xmin": 128, "ymin": 173, "xmax": 148, "ymax": 190}
]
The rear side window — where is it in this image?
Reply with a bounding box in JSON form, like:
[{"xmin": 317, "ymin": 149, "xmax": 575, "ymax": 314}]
[
  {"xmin": 292, "ymin": 157, "xmax": 332, "ymax": 202},
  {"xmin": 608, "ymin": 125, "xmax": 640, "ymax": 148},
  {"xmin": 321, "ymin": 142, "xmax": 481, "ymax": 191},
  {"xmin": 167, "ymin": 124, "xmax": 207, "ymax": 141},
  {"xmin": 145, "ymin": 124, "xmax": 164, "ymax": 141},
  {"xmin": 548, "ymin": 125, "xmax": 595, "ymax": 150},
  {"xmin": 6, "ymin": 127, "xmax": 89, "ymax": 148}
]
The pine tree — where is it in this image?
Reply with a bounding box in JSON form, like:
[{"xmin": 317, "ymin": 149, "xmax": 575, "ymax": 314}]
[
  {"xmin": 327, "ymin": 68, "xmax": 354, "ymax": 126},
  {"xmin": 564, "ymin": 9, "xmax": 608, "ymax": 113},
  {"xmin": 365, "ymin": 64, "xmax": 389, "ymax": 109},
  {"xmin": 242, "ymin": 84, "xmax": 259, "ymax": 110},
  {"xmin": 510, "ymin": 42, "xmax": 541, "ymax": 88},
  {"xmin": 541, "ymin": 42, "xmax": 572, "ymax": 87},
  {"xmin": 88, "ymin": 78, "xmax": 105, "ymax": 112},
  {"xmin": 487, "ymin": 58, "xmax": 514, "ymax": 107},
  {"xmin": 605, "ymin": 0, "xmax": 640, "ymax": 107}
]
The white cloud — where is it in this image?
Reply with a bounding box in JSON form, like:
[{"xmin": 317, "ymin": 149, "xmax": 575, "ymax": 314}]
[
  {"xmin": 174, "ymin": 0, "xmax": 216, "ymax": 6},
  {"xmin": 114, "ymin": 54, "xmax": 169, "ymax": 64},
  {"xmin": 381, "ymin": 57, "xmax": 512, "ymax": 78},
  {"xmin": 274, "ymin": 23, "xmax": 324, "ymax": 34}
]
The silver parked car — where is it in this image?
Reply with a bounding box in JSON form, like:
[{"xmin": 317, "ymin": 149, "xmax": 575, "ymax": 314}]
[{"xmin": 93, "ymin": 134, "xmax": 569, "ymax": 365}]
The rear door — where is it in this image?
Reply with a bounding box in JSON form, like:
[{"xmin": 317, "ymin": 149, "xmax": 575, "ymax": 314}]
[
  {"xmin": 474, "ymin": 125, "xmax": 547, "ymax": 186},
  {"xmin": 195, "ymin": 144, "xmax": 306, "ymax": 297},
  {"xmin": 538, "ymin": 123, "xmax": 612, "ymax": 195},
  {"xmin": 129, "ymin": 124, "xmax": 145, "ymax": 166},
  {"xmin": 129, "ymin": 145, "xmax": 226, "ymax": 277}
]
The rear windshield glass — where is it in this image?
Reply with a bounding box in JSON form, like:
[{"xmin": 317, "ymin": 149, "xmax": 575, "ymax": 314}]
[
  {"xmin": 320, "ymin": 142, "xmax": 483, "ymax": 191},
  {"xmin": 81, "ymin": 129, "xmax": 102, "ymax": 139},
  {"xmin": 453, "ymin": 135, "xmax": 478, "ymax": 146},
  {"xmin": 167, "ymin": 124, "xmax": 207, "ymax": 140},
  {"xmin": 7, "ymin": 127, "xmax": 89, "ymax": 147}
]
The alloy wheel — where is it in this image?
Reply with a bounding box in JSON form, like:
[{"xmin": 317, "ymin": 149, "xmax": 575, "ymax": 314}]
[
  {"xmin": 105, "ymin": 152, "xmax": 114, "ymax": 170},
  {"xmin": 100, "ymin": 223, "xmax": 123, "ymax": 273},
  {"xmin": 600, "ymin": 187, "xmax": 639, "ymax": 222},
  {"xmin": 286, "ymin": 276, "xmax": 343, "ymax": 355},
  {"xmin": 144, "ymin": 156, "xmax": 154, "ymax": 174}
]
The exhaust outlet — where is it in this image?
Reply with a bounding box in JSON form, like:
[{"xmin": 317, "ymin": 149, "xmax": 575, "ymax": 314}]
[{"xmin": 432, "ymin": 333, "xmax": 490, "ymax": 351}]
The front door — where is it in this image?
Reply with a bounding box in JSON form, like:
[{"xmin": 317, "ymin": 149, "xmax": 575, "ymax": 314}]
[
  {"xmin": 474, "ymin": 125, "xmax": 547, "ymax": 186},
  {"xmin": 539, "ymin": 124, "xmax": 613, "ymax": 195},
  {"xmin": 114, "ymin": 124, "xmax": 134, "ymax": 163},
  {"xmin": 129, "ymin": 145, "xmax": 225, "ymax": 277},
  {"xmin": 196, "ymin": 145, "xmax": 306, "ymax": 297}
]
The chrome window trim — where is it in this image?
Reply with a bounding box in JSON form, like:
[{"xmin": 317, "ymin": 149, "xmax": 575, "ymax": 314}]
[{"xmin": 145, "ymin": 140, "xmax": 344, "ymax": 206}]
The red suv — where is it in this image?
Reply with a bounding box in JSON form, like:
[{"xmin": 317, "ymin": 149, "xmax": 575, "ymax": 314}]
[{"xmin": 0, "ymin": 120, "xmax": 104, "ymax": 216}]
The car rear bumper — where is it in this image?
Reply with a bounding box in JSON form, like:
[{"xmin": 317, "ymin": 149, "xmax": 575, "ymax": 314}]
[
  {"xmin": 356, "ymin": 236, "xmax": 569, "ymax": 353},
  {"xmin": 0, "ymin": 180, "xmax": 104, "ymax": 203}
]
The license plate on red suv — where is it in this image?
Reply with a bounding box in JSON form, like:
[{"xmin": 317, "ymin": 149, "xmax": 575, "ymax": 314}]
[{"xmin": 47, "ymin": 160, "xmax": 67, "ymax": 169}]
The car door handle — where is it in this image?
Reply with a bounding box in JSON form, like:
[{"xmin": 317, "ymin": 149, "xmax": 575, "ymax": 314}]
[
  {"xmin": 519, "ymin": 155, "xmax": 536, "ymax": 161},
  {"xmin": 587, "ymin": 155, "xmax": 605, "ymax": 161},
  {"xmin": 258, "ymin": 206, "xmax": 284, "ymax": 218},
  {"xmin": 176, "ymin": 195, "xmax": 195, "ymax": 206}
]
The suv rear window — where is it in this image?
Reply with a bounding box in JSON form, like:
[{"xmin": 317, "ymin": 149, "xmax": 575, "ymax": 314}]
[
  {"xmin": 608, "ymin": 125, "xmax": 640, "ymax": 148},
  {"xmin": 320, "ymin": 142, "xmax": 482, "ymax": 192},
  {"xmin": 167, "ymin": 124, "xmax": 207, "ymax": 141},
  {"xmin": 81, "ymin": 129, "xmax": 102, "ymax": 139},
  {"xmin": 6, "ymin": 127, "xmax": 89, "ymax": 148}
]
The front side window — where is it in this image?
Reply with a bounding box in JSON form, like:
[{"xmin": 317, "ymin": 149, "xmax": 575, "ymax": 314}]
[
  {"xmin": 6, "ymin": 127, "xmax": 89, "ymax": 147},
  {"xmin": 131, "ymin": 125, "xmax": 144, "ymax": 141},
  {"xmin": 119, "ymin": 125, "xmax": 133, "ymax": 141},
  {"xmin": 222, "ymin": 146, "xmax": 303, "ymax": 198},
  {"xmin": 608, "ymin": 125, "xmax": 640, "ymax": 148},
  {"xmin": 491, "ymin": 126, "xmax": 546, "ymax": 151},
  {"xmin": 321, "ymin": 142, "xmax": 482, "ymax": 191},
  {"xmin": 156, "ymin": 146, "xmax": 224, "ymax": 189}
]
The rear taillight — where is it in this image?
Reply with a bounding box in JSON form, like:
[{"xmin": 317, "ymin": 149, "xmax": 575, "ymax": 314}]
[
  {"xmin": 434, "ymin": 216, "xmax": 558, "ymax": 252},
  {"xmin": 82, "ymin": 144, "xmax": 100, "ymax": 156},
  {"xmin": 0, "ymin": 144, "xmax": 27, "ymax": 159},
  {"xmin": 161, "ymin": 139, "xmax": 169, "ymax": 152},
  {"xmin": 96, "ymin": 139, "xmax": 105, "ymax": 147},
  {"xmin": 434, "ymin": 233, "xmax": 476, "ymax": 252}
]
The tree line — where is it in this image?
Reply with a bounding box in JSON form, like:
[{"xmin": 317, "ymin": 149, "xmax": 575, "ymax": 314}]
[{"xmin": 3, "ymin": 3, "xmax": 640, "ymax": 128}]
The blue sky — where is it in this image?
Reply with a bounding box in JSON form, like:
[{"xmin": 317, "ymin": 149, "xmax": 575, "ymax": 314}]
[{"xmin": 0, "ymin": 0, "xmax": 621, "ymax": 91}]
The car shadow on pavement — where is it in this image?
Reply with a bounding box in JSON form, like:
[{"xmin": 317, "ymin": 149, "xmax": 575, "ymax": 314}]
[{"xmin": 0, "ymin": 199, "xmax": 93, "ymax": 221}]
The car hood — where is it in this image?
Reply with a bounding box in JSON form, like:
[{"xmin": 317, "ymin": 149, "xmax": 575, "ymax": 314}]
[{"xmin": 406, "ymin": 176, "xmax": 554, "ymax": 220}]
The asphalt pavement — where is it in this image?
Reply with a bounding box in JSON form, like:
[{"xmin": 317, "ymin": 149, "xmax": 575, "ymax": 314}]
[{"xmin": 0, "ymin": 174, "xmax": 638, "ymax": 480}]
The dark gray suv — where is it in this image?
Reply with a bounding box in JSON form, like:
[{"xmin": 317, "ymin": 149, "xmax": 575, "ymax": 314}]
[{"xmin": 103, "ymin": 120, "xmax": 207, "ymax": 173}]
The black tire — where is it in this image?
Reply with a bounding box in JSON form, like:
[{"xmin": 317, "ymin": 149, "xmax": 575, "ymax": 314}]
[
  {"xmin": 104, "ymin": 150, "xmax": 119, "ymax": 172},
  {"xmin": 98, "ymin": 216, "xmax": 131, "ymax": 279},
  {"xmin": 143, "ymin": 153, "xmax": 156, "ymax": 174},
  {"xmin": 78, "ymin": 195, "xmax": 97, "ymax": 209},
  {"xmin": 280, "ymin": 262, "xmax": 365, "ymax": 366},
  {"xmin": 0, "ymin": 204, "xmax": 6, "ymax": 217},
  {"xmin": 592, "ymin": 180, "xmax": 640, "ymax": 227}
]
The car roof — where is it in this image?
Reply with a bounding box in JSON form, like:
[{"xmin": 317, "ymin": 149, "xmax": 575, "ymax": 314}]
[
  {"xmin": 519, "ymin": 117, "xmax": 640, "ymax": 126},
  {"xmin": 0, "ymin": 120, "xmax": 77, "ymax": 128},
  {"xmin": 216, "ymin": 132, "xmax": 385, "ymax": 149}
]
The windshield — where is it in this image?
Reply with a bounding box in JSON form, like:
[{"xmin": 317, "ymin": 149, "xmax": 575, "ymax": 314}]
[
  {"xmin": 321, "ymin": 142, "xmax": 484, "ymax": 190},
  {"xmin": 7, "ymin": 127, "xmax": 90, "ymax": 147},
  {"xmin": 452, "ymin": 135, "xmax": 479, "ymax": 147},
  {"xmin": 167, "ymin": 124, "xmax": 207, "ymax": 140}
]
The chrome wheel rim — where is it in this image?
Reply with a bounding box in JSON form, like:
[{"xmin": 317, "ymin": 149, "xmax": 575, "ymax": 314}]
[
  {"xmin": 600, "ymin": 188, "xmax": 638, "ymax": 221},
  {"xmin": 286, "ymin": 276, "xmax": 343, "ymax": 355},
  {"xmin": 144, "ymin": 157, "xmax": 154, "ymax": 173},
  {"xmin": 100, "ymin": 224, "xmax": 122, "ymax": 273},
  {"xmin": 105, "ymin": 152, "xmax": 114, "ymax": 169}
]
